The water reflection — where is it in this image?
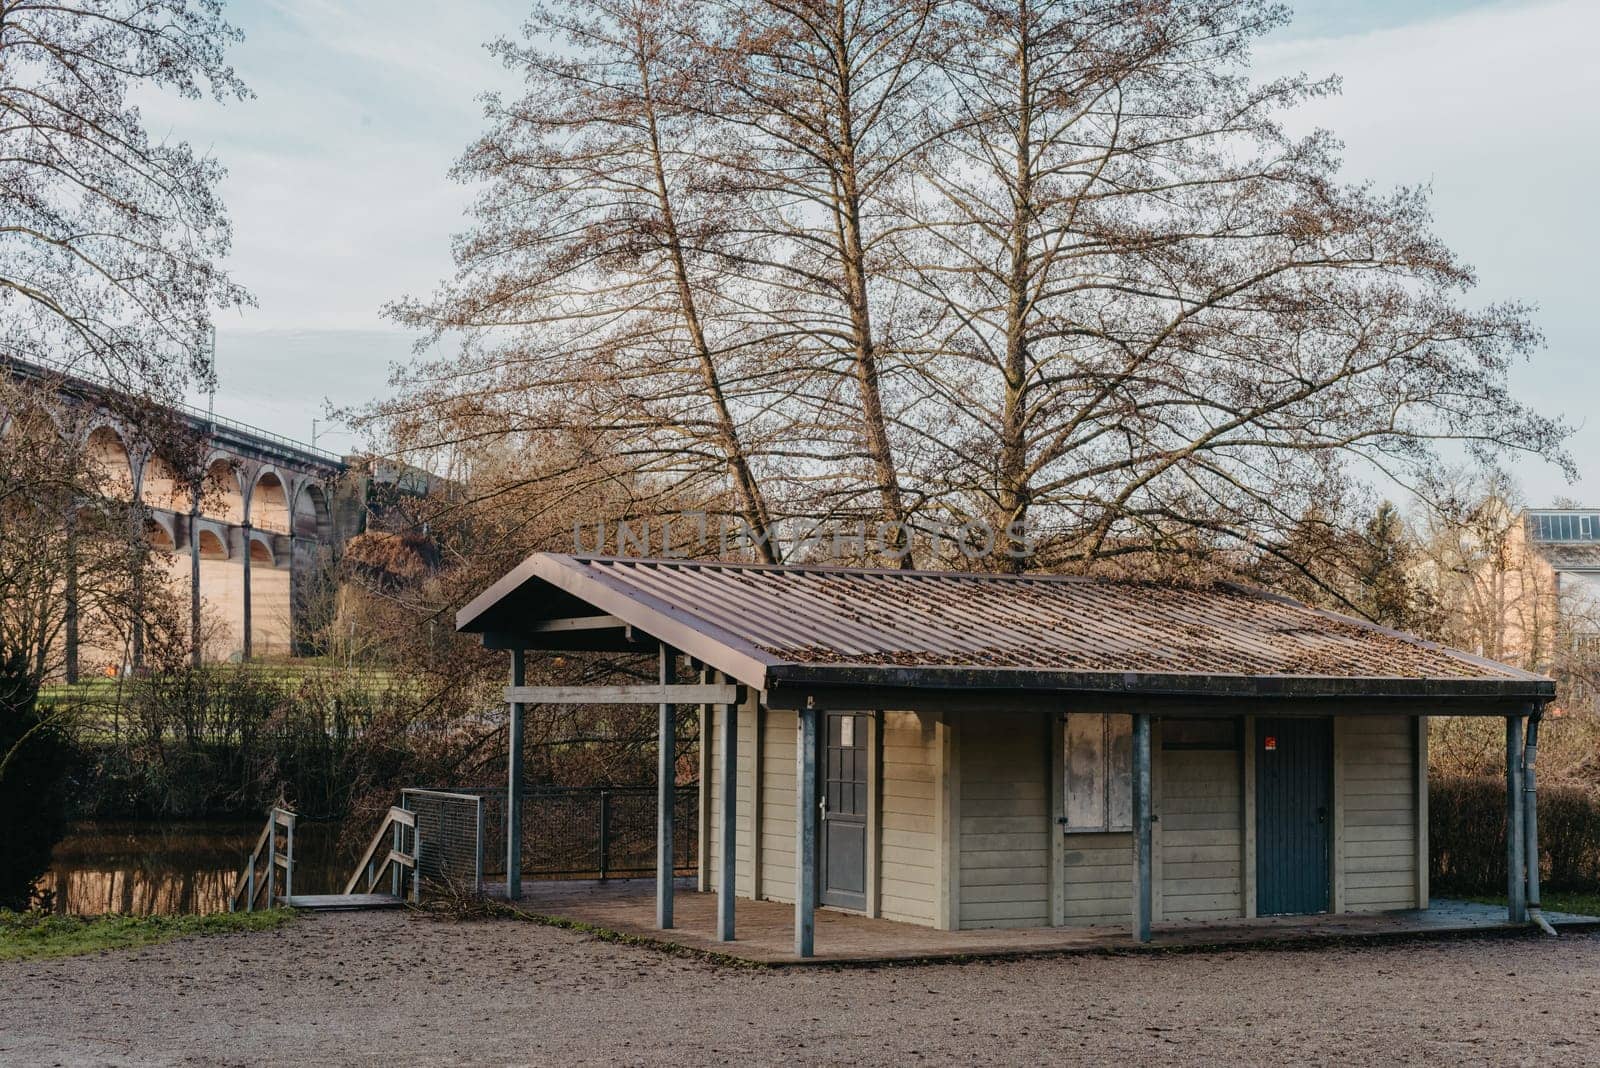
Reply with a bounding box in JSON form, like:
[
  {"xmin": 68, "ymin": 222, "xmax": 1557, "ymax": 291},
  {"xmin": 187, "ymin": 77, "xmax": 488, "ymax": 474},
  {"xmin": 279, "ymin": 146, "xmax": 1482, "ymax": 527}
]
[{"xmin": 38, "ymin": 821, "xmax": 356, "ymax": 916}]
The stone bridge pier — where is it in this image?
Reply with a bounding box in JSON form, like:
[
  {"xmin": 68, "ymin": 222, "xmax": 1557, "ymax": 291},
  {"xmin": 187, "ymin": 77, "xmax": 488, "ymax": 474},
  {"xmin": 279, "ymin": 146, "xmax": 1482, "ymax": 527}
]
[{"xmin": 76, "ymin": 418, "xmax": 345, "ymax": 675}]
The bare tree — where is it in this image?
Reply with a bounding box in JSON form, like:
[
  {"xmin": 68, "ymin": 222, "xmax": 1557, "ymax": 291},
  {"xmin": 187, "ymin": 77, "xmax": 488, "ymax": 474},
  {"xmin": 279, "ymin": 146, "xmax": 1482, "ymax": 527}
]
[
  {"xmin": 377, "ymin": 0, "xmax": 782, "ymax": 560},
  {"xmin": 378, "ymin": 0, "xmax": 1567, "ymax": 577},
  {"xmin": 691, "ymin": 0, "xmax": 947, "ymax": 561},
  {"xmin": 905, "ymin": 0, "xmax": 1566, "ymax": 569},
  {"xmin": 0, "ymin": 0, "xmax": 250, "ymax": 397}
]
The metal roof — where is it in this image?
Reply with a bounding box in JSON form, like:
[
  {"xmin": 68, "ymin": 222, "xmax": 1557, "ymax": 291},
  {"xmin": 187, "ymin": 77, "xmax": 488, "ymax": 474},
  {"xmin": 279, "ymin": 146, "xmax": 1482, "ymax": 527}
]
[{"xmin": 457, "ymin": 554, "xmax": 1553, "ymax": 707}]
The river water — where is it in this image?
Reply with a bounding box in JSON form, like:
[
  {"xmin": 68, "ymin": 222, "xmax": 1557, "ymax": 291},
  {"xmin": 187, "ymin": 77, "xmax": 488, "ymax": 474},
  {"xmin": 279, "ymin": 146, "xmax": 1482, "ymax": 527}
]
[{"xmin": 36, "ymin": 820, "xmax": 359, "ymax": 916}]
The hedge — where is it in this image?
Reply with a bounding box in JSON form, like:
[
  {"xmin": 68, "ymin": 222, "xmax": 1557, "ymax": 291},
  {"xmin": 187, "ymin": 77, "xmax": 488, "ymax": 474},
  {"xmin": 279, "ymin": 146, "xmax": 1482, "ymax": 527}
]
[{"xmin": 1430, "ymin": 774, "xmax": 1600, "ymax": 895}]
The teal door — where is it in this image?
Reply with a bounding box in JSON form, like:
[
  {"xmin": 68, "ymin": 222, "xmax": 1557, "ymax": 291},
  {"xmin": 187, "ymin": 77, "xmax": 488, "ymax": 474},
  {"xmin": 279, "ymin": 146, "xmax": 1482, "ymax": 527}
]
[{"xmin": 1256, "ymin": 718, "xmax": 1332, "ymax": 916}]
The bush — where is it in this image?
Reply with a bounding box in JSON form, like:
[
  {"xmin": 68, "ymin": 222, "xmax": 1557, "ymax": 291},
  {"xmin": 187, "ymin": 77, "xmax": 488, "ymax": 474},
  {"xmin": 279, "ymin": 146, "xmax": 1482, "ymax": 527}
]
[
  {"xmin": 1430, "ymin": 773, "xmax": 1600, "ymax": 895},
  {"xmin": 0, "ymin": 647, "xmax": 74, "ymax": 910},
  {"xmin": 69, "ymin": 662, "xmax": 493, "ymax": 822}
]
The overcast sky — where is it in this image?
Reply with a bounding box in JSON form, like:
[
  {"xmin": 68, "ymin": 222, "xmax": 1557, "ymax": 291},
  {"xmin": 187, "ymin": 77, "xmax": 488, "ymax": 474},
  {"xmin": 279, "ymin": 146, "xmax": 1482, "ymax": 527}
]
[{"xmin": 150, "ymin": 0, "xmax": 1598, "ymax": 503}]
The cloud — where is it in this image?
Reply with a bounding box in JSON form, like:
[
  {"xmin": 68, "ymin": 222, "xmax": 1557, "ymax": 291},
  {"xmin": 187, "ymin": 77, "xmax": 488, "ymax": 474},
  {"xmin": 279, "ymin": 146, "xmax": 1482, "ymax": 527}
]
[{"xmin": 1263, "ymin": 0, "xmax": 1600, "ymax": 502}]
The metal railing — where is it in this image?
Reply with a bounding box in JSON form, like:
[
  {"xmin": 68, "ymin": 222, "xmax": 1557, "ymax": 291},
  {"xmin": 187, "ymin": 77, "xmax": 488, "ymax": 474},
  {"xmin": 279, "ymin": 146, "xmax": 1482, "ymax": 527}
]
[
  {"xmin": 328, "ymin": 785, "xmax": 695, "ymax": 905},
  {"xmin": 475, "ymin": 785, "xmax": 698, "ymax": 880},
  {"xmin": 401, "ymin": 789, "xmax": 484, "ymax": 893},
  {"xmin": 228, "ymin": 807, "xmax": 296, "ymax": 912},
  {"xmin": 6, "ymin": 354, "xmax": 344, "ymax": 466},
  {"xmin": 342, "ymin": 805, "xmax": 421, "ymax": 902}
]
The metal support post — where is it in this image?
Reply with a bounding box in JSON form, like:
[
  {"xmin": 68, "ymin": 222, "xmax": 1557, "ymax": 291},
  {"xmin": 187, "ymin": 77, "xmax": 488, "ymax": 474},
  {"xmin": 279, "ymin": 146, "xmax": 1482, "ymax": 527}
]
[
  {"xmin": 795, "ymin": 705, "xmax": 819, "ymax": 958},
  {"xmin": 656, "ymin": 645, "xmax": 676, "ymax": 928},
  {"xmin": 1133, "ymin": 713, "xmax": 1153, "ymax": 944},
  {"xmin": 507, "ymin": 648, "xmax": 526, "ymax": 901},
  {"xmin": 1507, "ymin": 715, "xmax": 1526, "ymax": 922},
  {"xmin": 718, "ymin": 694, "xmax": 737, "ymax": 942}
]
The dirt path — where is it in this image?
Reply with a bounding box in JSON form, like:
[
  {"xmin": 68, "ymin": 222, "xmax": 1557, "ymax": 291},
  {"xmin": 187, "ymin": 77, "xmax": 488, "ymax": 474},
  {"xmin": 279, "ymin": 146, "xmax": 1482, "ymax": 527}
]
[{"xmin": 2, "ymin": 911, "xmax": 1598, "ymax": 1066}]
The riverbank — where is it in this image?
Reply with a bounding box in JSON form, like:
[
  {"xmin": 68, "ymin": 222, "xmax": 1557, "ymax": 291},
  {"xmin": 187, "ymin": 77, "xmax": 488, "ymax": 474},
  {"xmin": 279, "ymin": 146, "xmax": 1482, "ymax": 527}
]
[
  {"xmin": 0, "ymin": 908, "xmax": 294, "ymax": 961},
  {"xmin": 2, "ymin": 911, "xmax": 1597, "ymax": 1065},
  {"xmin": 35, "ymin": 819, "xmax": 355, "ymax": 916}
]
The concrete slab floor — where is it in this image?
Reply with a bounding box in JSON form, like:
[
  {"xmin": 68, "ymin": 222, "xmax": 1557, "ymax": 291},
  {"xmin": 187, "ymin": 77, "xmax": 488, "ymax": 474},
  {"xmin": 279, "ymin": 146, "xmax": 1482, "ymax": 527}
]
[{"xmin": 488, "ymin": 878, "xmax": 1600, "ymax": 965}]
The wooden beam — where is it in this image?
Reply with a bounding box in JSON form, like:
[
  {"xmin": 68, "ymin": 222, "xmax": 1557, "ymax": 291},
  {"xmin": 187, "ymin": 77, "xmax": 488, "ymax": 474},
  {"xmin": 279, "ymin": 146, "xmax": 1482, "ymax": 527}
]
[
  {"xmin": 528, "ymin": 614, "xmax": 624, "ymax": 632},
  {"xmin": 504, "ymin": 683, "xmax": 740, "ymax": 706},
  {"xmin": 763, "ymin": 684, "xmax": 1542, "ymax": 719}
]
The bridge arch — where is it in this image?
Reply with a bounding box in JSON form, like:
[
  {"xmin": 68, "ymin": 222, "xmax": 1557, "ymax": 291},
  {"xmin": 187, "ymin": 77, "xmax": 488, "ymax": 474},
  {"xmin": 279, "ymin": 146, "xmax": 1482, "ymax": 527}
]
[
  {"xmin": 294, "ymin": 482, "xmax": 333, "ymax": 541},
  {"xmin": 250, "ymin": 469, "xmax": 291, "ymax": 534},
  {"xmin": 86, "ymin": 425, "xmax": 136, "ymax": 502},
  {"xmin": 200, "ymin": 457, "xmax": 245, "ymax": 525},
  {"xmin": 141, "ymin": 453, "xmax": 188, "ymax": 512},
  {"xmin": 248, "ymin": 533, "xmax": 276, "ymax": 567},
  {"xmin": 145, "ymin": 516, "xmax": 177, "ymax": 552},
  {"xmin": 197, "ymin": 528, "xmax": 229, "ymax": 560}
]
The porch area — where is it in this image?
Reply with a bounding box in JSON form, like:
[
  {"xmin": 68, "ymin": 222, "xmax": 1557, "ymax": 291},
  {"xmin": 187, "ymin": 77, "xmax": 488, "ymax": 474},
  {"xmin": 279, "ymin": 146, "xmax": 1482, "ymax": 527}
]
[{"xmin": 500, "ymin": 878, "xmax": 1600, "ymax": 966}]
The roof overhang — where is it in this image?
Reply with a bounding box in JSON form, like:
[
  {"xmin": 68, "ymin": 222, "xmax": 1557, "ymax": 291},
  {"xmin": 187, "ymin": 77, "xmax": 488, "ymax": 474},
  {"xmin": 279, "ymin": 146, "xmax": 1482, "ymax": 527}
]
[{"xmin": 457, "ymin": 553, "xmax": 1556, "ymax": 716}]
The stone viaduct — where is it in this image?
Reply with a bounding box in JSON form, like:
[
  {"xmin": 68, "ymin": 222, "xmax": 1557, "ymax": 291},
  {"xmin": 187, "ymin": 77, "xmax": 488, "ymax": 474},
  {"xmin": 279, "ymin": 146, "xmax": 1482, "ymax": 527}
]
[{"xmin": 7, "ymin": 358, "xmax": 364, "ymax": 679}]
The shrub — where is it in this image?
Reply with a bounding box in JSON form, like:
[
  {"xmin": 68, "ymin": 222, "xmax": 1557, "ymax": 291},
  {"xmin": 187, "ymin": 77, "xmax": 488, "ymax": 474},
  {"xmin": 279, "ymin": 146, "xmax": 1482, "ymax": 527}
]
[
  {"xmin": 1430, "ymin": 773, "xmax": 1600, "ymax": 895},
  {"xmin": 0, "ymin": 646, "xmax": 74, "ymax": 909}
]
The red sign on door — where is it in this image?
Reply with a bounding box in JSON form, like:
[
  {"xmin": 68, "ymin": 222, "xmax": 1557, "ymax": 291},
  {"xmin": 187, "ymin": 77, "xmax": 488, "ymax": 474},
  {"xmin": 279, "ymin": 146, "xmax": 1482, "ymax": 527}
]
[{"xmin": 1264, "ymin": 736, "xmax": 1277, "ymax": 751}]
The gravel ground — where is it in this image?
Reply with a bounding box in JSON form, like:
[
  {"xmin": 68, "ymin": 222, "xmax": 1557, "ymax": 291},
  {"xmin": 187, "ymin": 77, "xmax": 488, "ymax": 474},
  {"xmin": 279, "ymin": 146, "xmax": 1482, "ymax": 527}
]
[{"xmin": 2, "ymin": 911, "xmax": 1598, "ymax": 1066}]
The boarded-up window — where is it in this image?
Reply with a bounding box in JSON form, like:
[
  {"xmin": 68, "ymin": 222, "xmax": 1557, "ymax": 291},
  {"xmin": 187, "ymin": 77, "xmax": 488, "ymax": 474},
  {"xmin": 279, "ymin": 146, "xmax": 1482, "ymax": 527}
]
[{"xmin": 1064, "ymin": 713, "xmax": 1133, "ymax": 832}]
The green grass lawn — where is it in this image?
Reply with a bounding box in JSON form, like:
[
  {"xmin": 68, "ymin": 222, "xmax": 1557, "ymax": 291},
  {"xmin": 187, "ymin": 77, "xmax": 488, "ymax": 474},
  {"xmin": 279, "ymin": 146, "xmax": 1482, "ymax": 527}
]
[
  {"xmin": 0, "ymin": 908, "xmax": 295, "ymax": 962},
  {"xmin": 1466, "ymin": 891, "xmax": 1600, "ymax": 917}
]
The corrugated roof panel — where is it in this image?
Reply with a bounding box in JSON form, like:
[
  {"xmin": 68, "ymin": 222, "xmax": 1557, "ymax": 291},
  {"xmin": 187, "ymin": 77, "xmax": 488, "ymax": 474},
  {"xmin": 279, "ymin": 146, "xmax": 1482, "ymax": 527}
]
[{"xmin": 567, "ymin": 557, "xmax": 1523, "ymax": 682}]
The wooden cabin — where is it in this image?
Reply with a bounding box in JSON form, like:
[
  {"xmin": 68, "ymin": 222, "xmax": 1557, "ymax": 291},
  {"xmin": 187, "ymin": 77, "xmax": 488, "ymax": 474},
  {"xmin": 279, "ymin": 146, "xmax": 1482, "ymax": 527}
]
[{"xmin": 457, "ymin": 554, "xmax": 1554, "ymax": 957}]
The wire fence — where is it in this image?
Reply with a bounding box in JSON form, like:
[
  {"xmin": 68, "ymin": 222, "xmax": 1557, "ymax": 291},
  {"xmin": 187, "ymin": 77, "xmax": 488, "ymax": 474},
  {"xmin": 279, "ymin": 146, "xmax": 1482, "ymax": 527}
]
[
  {"xmin": 391, "ymin": 784, "xmax": 697, "ymax": 892},
  {"xmin": 401, "ymin": 789, "xmax": 484, "ymax": 891},
  {"xmin": 473, "ymin": 785, "xmax": 698, "ymax": 880}
]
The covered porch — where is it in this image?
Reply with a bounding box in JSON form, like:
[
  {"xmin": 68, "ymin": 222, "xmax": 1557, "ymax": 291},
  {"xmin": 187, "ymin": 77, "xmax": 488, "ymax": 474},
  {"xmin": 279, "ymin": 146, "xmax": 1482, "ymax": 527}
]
[{"xmin": 500, "ymin": 878, "xmax": 1599, "ymax": 965}]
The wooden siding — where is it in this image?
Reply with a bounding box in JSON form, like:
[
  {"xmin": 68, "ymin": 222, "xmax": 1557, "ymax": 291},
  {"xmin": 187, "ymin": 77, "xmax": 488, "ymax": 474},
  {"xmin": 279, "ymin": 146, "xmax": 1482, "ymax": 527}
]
[
  {"xmin": 880, "ymin": 711, "xmax": 939, "ymax": 926},
  {"xmin": 1159, "ymin": 747, "xmax": 1243, "ymax": 921},
  {"xmin": 958, "ymin": 712, "xmax": 1050, "ymax": 929},
  {"xmin": 738, "ymin": 699, "xmax": 757, "ymax": 897},
  {"xmin": 1338, "ymin": 714, "xmax": 1418, "ymax": 912},
  {"xmin": 1061, "ymin": 832, "xmax": 1133, "ymax": 925},
  {"xmin": 757, "ymin": 708, "xmax": 797, "ymax": 904},
  {"xmin": 704, "ymin": 698, "xmax": 758, "ymax": 898}
]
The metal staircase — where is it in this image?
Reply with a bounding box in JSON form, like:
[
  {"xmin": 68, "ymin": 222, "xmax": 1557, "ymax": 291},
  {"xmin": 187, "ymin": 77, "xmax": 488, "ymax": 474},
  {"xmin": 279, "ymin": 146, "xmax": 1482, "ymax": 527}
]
[
  {"xmin": 228, "ymin": 791, "xmax": 483, "ymax": 912},
  {"xmin": 227, "ymin": 807, "xmax": 299, "ymax": 912},
  {"xmin": 339, "ymin": 804, "xmax": 422, "ymax": 903}
]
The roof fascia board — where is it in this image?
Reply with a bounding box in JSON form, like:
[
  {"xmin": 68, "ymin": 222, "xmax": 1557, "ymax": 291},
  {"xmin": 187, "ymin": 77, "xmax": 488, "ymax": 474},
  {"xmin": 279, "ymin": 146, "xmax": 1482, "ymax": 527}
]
[
  {"xmin": 467, "ymin": 554, "xmax": 779, "ymax": 689},
  {"xmin": 761, "ymin": 684, "xmax": 1542, "ymax": 718},
  {"xmin": 764, "ymin": 662, "xmax": 1555, "ymax": 702}
]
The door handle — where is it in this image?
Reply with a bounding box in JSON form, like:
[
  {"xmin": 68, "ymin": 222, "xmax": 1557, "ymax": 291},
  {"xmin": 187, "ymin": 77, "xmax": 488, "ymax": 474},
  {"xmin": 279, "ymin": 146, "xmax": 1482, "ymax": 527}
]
[
  {"xmin": 819, "ymin": 795, "xmax": 828, "ymax": 821},
  {"xmin": 1316, "ymin": 806, "xmax": 1328, "ymax": 824}
]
